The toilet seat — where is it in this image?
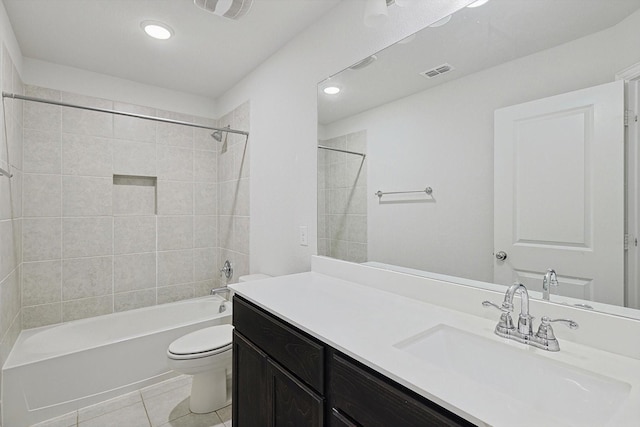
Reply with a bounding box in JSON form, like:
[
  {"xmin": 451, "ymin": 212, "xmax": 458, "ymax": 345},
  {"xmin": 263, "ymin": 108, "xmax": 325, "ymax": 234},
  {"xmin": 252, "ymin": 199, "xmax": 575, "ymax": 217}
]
[{"xmin": 167, "ymin": 324, "xmax": 233, "ymax": 360}]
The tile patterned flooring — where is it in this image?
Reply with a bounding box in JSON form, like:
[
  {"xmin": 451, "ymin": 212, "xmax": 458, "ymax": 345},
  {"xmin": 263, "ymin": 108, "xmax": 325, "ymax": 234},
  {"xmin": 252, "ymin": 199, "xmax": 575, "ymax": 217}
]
[{"xmin": 32, "ymin": 375, "xmax": 232, "ymax": 427}]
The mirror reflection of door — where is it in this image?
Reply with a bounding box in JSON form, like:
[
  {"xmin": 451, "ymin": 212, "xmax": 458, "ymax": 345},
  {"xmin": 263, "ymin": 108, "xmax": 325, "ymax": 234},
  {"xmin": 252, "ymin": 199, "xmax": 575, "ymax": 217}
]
[{"xmin": 494, "ymin": 80, "xmax": 625, "ymax": 305}]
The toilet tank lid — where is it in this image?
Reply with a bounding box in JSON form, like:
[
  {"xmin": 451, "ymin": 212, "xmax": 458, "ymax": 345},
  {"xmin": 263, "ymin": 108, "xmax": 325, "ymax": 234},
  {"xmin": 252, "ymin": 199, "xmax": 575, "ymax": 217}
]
[
  {"xmin": 238, "ymin": 274, "xmax": 272, "ymax": 282},
  {"xmin": 168, "ymin": 324, "xmax": 233, "ymax": 355}
]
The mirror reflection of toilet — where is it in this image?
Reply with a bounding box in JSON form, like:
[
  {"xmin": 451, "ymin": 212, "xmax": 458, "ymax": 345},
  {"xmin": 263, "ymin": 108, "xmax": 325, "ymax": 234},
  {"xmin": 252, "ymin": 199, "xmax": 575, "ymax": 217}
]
[{"xmin": 166, "ymin": 274, "xmax": 271, "ymax": 413}]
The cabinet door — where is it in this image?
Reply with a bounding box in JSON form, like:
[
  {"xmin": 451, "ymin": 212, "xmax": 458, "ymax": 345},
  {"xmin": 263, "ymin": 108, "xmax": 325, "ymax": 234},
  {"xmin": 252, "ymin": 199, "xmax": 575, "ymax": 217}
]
[
  {"xmin": 330, "ymin": 408, "xmax": 360, "ymax": 427},
  {"xmin": 267, "ymin": 359, "xmax": 324, "ymax": 427},
  {"xmin": 233, "ymin": 331, "xmax": 270, "ymax": 427},
  {"xmin": 330, "ymin": 354, "xmax": 474, "ymax": 427}
]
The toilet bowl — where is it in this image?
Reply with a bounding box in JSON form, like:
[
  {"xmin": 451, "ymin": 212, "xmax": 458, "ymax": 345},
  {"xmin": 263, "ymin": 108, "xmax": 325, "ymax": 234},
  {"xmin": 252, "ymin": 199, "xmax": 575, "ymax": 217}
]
[
  {"xmin": 167, "ymin": 324, "xmax": 233, "ymax": 413},
  {"xmin": 167, "ymin": 274, "xmax": 272, "ymax": 413}
]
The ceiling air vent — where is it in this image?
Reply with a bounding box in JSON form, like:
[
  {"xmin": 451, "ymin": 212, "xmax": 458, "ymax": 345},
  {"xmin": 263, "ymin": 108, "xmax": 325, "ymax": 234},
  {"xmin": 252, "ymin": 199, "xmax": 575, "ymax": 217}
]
[{"xmin": 420, "ymin": 63, "xmax": 455, "ymax": 79}]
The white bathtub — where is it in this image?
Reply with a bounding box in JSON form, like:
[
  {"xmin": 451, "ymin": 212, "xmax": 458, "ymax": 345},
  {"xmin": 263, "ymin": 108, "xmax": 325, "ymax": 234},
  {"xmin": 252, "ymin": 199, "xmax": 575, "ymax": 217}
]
[{"xmin": 2, "ymin": 296, "xmax": 231, "ymax": 427}]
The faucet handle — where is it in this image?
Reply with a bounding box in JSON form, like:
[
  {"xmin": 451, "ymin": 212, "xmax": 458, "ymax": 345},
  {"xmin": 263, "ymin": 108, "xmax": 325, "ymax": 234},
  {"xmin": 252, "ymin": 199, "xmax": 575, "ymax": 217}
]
[
  {"xmin": 536, "ymin": 316, "xmax": 578, "ymax": 341},
  {"xmin": 482, "ymin": 301, "xmax": 515, "ymax": 331},
  {"xmin": 541, "ymin": 316, "xmax": 579, "ymax": 329},
  {"xmin": 482, "ymin": 300, "xmax": 510, "ymax": 312}
]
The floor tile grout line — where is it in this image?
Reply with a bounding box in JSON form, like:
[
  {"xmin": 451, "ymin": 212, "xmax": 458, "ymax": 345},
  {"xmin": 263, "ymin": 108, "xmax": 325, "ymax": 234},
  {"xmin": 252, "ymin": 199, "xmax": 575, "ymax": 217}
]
[{"xmin": 139, "ymin": 390, "xmax": 153, "ymax": 427}]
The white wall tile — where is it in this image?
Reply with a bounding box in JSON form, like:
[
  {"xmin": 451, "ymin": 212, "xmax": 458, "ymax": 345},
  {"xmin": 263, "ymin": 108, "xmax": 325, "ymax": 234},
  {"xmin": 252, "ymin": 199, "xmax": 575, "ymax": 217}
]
[
  {"xmin": 10, "ymin": 169, "xmax": 22, "ymax": 219},
  {"xmin": 194, "ymin": 150, "xmax": 216, "ymax": 182},
  {"xmin": 0, "ymin": 268, "xmax": 20, "ymax": 337},
  {"xmin": 233, "ymin": 216, "xmax": 250, "ymax": 255},
  {"xmin": 194, "ymin": 248, "xmax": 217, "ymax": 282},
  {"xmin": 62, "ymin": 133, "xmax": 113, "ymax": 177},
  {"xmin": 114, "ymin": 253, "xmax": 156, "ymax": 293},
  {"xmin": 22, "ymin": 260, "xmax": 62, "ymax": 306},
  {"xmin": 62, "ymin": 217, "xmax": 113, "ymax": 258},
  {"xmin": 194, "ymin": 182, "xmax": 217, "ymax": 215},
  {"xmin": 113, "ymin": 102, "xmax": 157, "ymax": 143},
  {"xmin": 23, "ymin": 174, "xmax": 61, "ymax": 217},
  {"xmin": 158, "ymin": 145, "xmax": 193, "ymax": 181},
  {"xmin": 113, "ymin": 216, "xmax": 156, "ymax": 254},
  {"xmin": 22, "ymin": 303, "xmax": 61, "ymax": 330},
  {"xmin": 23, "ymin": 129, "xmax": 61, "ymax": 174},
  {"xmin": 113, "ymin": 140, "xmax": 156, "ymax": 176},
  {"xmin": 23, "ymin": 218, "xmax": 61, "ymax": 262},
  {"xmin": 157, "ymin": 249, "xmax": 193, "ymax": 286},
  {"xmin": 0, "ymin": 166, "xmax": 14, "ymax": 220},
  {"xmin": 347, "ymin": 215, "xmax": 367, "ymax": 244},
  {"xmin": 23, "ymin": 86, "xmax": 61, "ymax": 132},
  {"xmin": 112, "ymin": 176, "xmax": 157, "ymax": 216},
  {"xmin": 194, "ymin": 215, "xmax": 217, "ymax": 249},
  {"xmin": 234, "ymin": 140, "xmax": 249, "ymax": 179},
  {"xmin": 8, "ymin": 115, "xmax": 23, "ymax": 170},
  {"xmin": 63, "ymin": 176, "xmax": 112, "ymax": 216},
  {"xmin": 12, "ymin": 218, "xmax": 22, "ymax": 266},
  {"xmin": 61, "ymin": 92, "xmax": 113, "ymax": 138},
  {"xmin": 194, "ymin": 120, "xmax": 219, "ymax": 151},
  {"xmin": 62, "ymin": 256, "xmax": 113, "ymax": 300},
  {"xmin": 157, "ymin": 181, "xmax": 193, "ymax": 215},
  {"xmin": 156, "ymin": 111, "xmax": 193, "ymax": 148},
  {"xmin": 348, "ymin": 242, "xmax": 367, "ymax": 263},
  {"xmin": 62, "ymin": 295, "xmax": 113, "ymax": 322},
  {"xmin": 157, "ymin": 216, "xmax": 193, "ymax": 251},
  {"xmin": 114, "ymin": 289, "xmax": 156, "ymax": 312},
  {"xmin": 157, "ymin": 283, "xmax": 194, "ymax": 305}
]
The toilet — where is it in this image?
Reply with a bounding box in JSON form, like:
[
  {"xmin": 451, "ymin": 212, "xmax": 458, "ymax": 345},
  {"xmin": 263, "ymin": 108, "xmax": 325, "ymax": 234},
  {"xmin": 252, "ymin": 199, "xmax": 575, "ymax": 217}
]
[{"xmin": 166, "ymin": 274, "xmax": 272, "ymax": 413}]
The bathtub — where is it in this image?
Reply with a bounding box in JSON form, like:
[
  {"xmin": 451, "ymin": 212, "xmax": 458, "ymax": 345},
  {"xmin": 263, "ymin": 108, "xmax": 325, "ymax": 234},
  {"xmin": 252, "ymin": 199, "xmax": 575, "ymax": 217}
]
[{"xmin": 2, "ymin": 295, "xmax": 231, "ymax": 427}]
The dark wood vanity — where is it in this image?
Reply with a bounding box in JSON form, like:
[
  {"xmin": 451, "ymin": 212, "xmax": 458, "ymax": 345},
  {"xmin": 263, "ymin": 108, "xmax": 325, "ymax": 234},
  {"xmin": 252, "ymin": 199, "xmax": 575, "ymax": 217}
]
[{"xmin": 232, "ymin": 295, "xmax": 474, "ymax": 427}]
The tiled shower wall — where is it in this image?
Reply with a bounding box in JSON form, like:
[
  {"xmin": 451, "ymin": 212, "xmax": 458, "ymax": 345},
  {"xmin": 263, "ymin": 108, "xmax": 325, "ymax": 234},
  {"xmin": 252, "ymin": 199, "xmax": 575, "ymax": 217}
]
[
  {"xmin": 317, "ymin": 130, "xmax": 367, "ymax": 263},
  {"xmin": 19, "ymin": 84, "xmax": 250, "ymax": 329},
  {"xmin": 0, "ymin": 45, "xmax": 23, "ymax": 407},
  {"xmin": 217, "ymin": 103, "xmax": 250, "ymax": 284}
]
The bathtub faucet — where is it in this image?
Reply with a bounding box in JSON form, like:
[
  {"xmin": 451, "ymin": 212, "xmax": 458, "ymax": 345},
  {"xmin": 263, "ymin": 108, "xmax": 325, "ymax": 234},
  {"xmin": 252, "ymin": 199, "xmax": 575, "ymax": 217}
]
[
  {"xmin": 211, "ymin": 286, "xmax": 231, "ymax": 298},
  {"xmin": 211, "ymin": 287, "xmax": 231, "ymax": 313}
]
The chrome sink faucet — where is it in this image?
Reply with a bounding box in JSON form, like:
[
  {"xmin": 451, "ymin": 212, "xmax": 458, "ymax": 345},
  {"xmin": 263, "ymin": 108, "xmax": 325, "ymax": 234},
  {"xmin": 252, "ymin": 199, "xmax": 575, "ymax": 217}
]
[
  {"xmin": 483, "ymin": 282, "xmax": 578, "ymax": 351},
  {"xmin": 542, "ymin": 268, "xmax": 558, "ymax": 300}
]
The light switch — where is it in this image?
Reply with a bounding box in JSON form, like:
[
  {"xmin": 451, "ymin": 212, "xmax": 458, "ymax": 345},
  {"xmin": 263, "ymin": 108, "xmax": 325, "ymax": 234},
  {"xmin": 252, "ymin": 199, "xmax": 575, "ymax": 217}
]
[{"xmin": 299, "ymin": 226, "xmax": 308, "ymax": 246}]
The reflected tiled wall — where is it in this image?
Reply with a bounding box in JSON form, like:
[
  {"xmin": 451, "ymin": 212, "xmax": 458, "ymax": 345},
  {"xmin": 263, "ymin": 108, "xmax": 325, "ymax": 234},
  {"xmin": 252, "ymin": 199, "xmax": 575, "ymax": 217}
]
[
  {"xmin": 0, "ymin": 45, "xmax": 24, "ymax": 404},
  {"xmin": 217, "ymin": 102, "xmax": 250, "ymax": 285},
  {"xmin": 318, "ymin": 130, "xmax": 367, "ymax": 263},
  {"xmin": 20, "ymin": 85, "xmax": 250, "ymax": 328}
]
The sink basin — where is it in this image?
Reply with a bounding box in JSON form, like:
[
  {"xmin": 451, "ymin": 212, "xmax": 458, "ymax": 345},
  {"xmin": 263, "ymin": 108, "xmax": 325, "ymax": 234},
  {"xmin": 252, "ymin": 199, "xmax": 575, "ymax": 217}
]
[{"xmin": 394, "ymin": 325, "xmax": 631, "ymax": 427}]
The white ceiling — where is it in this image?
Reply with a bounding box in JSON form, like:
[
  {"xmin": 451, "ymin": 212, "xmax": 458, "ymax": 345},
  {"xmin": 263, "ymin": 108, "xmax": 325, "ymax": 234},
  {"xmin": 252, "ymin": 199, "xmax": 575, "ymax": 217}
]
[
  {"xmin": 318, "ymin": 0, "xmax": 640, "ymax": 125},
  {"xmin": 3, "ymin": 0, "xmax": 341, "ymax": 99}
]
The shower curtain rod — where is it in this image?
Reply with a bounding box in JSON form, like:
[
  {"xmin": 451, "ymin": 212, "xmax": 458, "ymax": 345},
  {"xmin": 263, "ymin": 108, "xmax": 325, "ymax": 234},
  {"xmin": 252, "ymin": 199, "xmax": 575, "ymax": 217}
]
[
  {"xmin": 318, "ymin": 145, "xmax": 366, "ymax": 158},
  {"xmin": 1, "ymin": 92, "xmax": 249, "ymax": 137}
]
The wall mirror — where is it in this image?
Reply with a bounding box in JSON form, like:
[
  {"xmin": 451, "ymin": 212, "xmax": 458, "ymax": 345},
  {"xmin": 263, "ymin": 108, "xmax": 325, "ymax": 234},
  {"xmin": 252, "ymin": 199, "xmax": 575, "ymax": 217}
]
[{"xmin": 317, "ymin": 0, "xmax": 640, "ymax": 319}]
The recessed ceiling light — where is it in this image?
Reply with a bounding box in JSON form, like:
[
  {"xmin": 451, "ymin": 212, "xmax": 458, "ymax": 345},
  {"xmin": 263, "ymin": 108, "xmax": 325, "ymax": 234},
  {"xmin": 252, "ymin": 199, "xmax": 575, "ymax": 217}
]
[
  {"xmin": 323, "ymin": 86, "xmax": 341, "ymax": 95},
  {"xmin": 467, "ymin": 0, "xmax": 490, "ymax": 8},
  {"xmin": 141, "ymin": 21, "xmax": 173, "ymax": 40}
]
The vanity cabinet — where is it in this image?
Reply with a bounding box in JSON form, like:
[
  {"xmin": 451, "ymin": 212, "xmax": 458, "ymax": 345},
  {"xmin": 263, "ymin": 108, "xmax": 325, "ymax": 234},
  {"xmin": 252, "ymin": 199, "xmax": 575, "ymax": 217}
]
[
  {"xmin": 233, "ymin": 295, "xmax": 474, "ymax": 427},
  {"xmin": 233, "ymin": 296, "xmax": 324, "ymax": 426}
]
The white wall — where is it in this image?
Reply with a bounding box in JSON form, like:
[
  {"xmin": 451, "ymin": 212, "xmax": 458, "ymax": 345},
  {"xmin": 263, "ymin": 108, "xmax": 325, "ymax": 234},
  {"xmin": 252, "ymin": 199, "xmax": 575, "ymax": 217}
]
[
  {"xmin": 22, "ymin": 58, "xmax": 217, "ymax": 118},
  {"xmin": 216, "ymin": 0, "xmax": 474, "ymax": 276},
  {"xmin": 321, "ymin": 9, "xmax": 640, "ymax": 282},
  {"xmin": 0, "ymin": 0, "xmax": 21, "ymax": 74}
]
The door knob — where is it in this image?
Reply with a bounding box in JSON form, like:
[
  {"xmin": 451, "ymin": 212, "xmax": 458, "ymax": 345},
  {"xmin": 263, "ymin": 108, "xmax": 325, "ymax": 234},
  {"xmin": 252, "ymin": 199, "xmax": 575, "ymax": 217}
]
[{"xmin": 495, "ymin": 251, "xmax": 508, "ymax": 261}]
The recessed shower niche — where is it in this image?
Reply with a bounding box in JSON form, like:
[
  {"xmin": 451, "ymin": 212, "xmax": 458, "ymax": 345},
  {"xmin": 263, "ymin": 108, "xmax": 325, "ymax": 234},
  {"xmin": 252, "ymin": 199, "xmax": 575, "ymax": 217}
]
[{"xmin": 113, "ymin": 175, "xmax": 157, "ymax": 215}]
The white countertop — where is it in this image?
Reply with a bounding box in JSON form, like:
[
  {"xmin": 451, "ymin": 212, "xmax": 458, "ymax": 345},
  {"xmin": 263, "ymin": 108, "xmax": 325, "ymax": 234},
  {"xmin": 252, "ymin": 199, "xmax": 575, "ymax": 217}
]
[{"xmin": 230, "ymin": 271, "xmax": 640, "ymax": 427}]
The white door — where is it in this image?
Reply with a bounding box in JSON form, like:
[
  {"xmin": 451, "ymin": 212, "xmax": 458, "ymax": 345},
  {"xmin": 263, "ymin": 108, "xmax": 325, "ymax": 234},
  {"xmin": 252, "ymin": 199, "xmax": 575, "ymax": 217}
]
[{"xmin": 494, "ymin": 80, "xmax": 625, "ymax": 305}]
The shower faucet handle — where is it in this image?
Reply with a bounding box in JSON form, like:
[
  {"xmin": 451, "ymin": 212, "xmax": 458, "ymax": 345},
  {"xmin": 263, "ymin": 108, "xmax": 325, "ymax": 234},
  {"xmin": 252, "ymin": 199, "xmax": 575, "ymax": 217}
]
[{"xmin": 220, "ymin": 260, "xmax": 233, "ymax": 280}]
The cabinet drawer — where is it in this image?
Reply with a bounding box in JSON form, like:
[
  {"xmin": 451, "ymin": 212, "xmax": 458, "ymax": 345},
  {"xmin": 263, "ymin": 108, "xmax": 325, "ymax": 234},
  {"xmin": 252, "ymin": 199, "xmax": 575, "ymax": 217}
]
[
  {"xmin": 330, "ymin": 354, "xmax": 474, "ymax": 427},
  {"xmin": 233, "ymin": 296, "xmax": 324, "ymax": 393}
]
